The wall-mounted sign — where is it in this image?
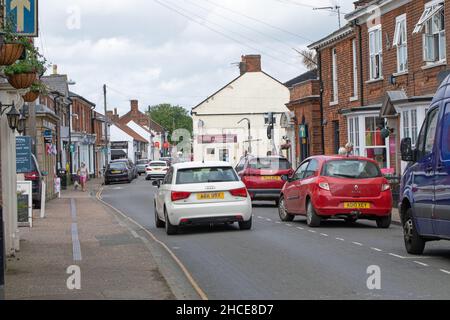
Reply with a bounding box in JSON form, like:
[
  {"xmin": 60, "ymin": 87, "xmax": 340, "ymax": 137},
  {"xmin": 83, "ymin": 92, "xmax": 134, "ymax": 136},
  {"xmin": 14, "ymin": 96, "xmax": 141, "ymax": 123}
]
[
  {"xmin": 111, "ymin": 141, "xmax": 128, "ymax": 150},
  {"xmin": 4, "ymin": 0, "xmax": 39, "ymax": 37},
  {"xmin": 16, "ymin": 136, "xmax": 32, "ymax": 173}
]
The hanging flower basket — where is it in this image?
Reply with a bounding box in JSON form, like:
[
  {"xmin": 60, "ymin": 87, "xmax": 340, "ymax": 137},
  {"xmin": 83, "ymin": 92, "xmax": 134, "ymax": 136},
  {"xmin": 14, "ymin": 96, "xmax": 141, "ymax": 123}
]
[
  {"xmin": 7, "ymin": 73, "xmax": 37, "ymax": 89},
  {"xmin": 0, "ymin": 43, "xmax": 24, "ymax": 66},
  {"xmin": 22, "ymin": 90, "xmax": 40, "ymax": 102}
]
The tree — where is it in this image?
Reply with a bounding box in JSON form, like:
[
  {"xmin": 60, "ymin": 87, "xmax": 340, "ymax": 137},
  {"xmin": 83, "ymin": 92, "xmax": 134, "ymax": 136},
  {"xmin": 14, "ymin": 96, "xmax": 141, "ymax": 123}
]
[
  {"xmin": 147, "ymin": 104, "xmax": 193, "ymax": 142},
  {"xmin": 299, "ymin": 49, "xmax": 317, "ymax": 71}
]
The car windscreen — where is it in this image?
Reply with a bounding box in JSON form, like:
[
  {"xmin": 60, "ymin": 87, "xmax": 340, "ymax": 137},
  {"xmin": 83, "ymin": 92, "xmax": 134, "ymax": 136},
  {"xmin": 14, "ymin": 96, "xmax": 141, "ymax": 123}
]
[
  {"xmin": 109, "ymin": 163, "xmax": 127, "ymax": 170},
  {"xmin": 176, "ymin": 167, "xmax": 238, "ymax": 184},
  {"xmin": 150, "ymin": 162, "xmax": 167, "ymax": 167},
  {"xmin": 249, "ymin": 158, "xmax": 291, "ymax": 170},
  {"xmin": 322, "ymin": 160, "xmax": 382, "ymax": 179}
]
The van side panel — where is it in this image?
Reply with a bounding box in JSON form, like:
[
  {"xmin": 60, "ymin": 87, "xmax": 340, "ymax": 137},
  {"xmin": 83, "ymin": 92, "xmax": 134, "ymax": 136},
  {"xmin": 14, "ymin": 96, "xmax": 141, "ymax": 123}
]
[{"xmin": 433, "ymin": 102, "xmax": 450, "ymax": 237}]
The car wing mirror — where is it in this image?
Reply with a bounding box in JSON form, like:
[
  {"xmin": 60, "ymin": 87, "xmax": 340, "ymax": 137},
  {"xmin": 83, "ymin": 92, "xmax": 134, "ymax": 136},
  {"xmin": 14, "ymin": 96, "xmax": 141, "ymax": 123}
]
[
  {"xmin": 152, "ymin": 180, "xmax": 161, "ymax": 188},
  {"xmin": 401, "ymin": 138, "xmax": 415, "ymax": 162}
]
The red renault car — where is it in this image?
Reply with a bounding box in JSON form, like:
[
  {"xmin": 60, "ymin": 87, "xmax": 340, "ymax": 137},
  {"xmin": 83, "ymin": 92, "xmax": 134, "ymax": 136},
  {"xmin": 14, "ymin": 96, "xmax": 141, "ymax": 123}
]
[
  {"xmin": 278, "ymin": 156, "xmax": 392, "ymax": 228},
  {"xmin": 236, "ymin": 155, "xmax": 293, "ymax": 206}
]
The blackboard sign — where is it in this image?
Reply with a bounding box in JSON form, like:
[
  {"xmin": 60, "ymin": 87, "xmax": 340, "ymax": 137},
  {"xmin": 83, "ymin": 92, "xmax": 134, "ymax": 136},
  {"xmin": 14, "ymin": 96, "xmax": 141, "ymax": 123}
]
[{"xmin": 16, "ymin": 136, "xmax": 33, "ymax": 173}]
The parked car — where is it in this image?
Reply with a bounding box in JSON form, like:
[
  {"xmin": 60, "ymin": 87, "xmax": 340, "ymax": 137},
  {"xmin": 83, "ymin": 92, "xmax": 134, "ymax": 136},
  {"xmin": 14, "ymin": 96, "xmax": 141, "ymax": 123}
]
[
  {"xmin": 153, "ymin": 161, "xmax": 252, "ymax": 235},
  {"xmin": 145, "ymin": 161, "xmax": 170, "ymax": 180},
  {"xmin": 278, "ymin": 155, "xmax": 393, "ymax": 228},
  {"xmin": 160, "ymin": 157, "xmax": 173, "ymax": 166},
  {"xmin": 110, "ymin": 159, "xmax": 138, "ymax": 179},
  {"xmin": 399, "ymin": 75, "xmax": 450, "ymax": 255},
  {"xmin": 235, "ymin": 155, "xmax": 293, "ymax": 206},
  {"xmin": 24, "ymin": 154, "xmax": 45, "ymax": 209},
  {"xmin": 104, "ymin": 162, "xmax": 134, "ymax": 185},
  {"xmin": 136, "ymin": 159, "xmax": 149, "ymax": 176}
]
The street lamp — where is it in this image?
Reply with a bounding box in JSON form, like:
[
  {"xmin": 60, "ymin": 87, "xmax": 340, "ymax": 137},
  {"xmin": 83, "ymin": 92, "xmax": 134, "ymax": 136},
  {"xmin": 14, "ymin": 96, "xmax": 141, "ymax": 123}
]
[
  {"xmin": 0, "ymin": 101, "xmax": 21, "ymax": 131},
  {"xmin": 238, "ymin": 118, "xmax": 252, "ymax": 154},
  {"xmin": 16, "ymin": 111, "xmax": 26, "ymax": 135}
]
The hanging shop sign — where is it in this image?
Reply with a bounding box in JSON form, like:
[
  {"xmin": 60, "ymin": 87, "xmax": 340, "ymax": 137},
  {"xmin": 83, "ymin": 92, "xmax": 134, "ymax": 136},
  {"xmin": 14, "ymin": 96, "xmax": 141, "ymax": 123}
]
[{"xmin": 4, "ymin": 0, "xmax": 39, "ymax": 37}]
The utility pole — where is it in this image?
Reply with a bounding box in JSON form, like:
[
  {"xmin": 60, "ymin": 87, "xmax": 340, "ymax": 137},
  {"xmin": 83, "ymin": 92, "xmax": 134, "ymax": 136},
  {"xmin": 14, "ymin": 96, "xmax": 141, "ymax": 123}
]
[
  {"xmin": 238, "ymin": 118, "xmax": 252, "ymax": 155},
  {"xmin": 103, "ymin": 85, "xmax": 109, "ymax": 165}
]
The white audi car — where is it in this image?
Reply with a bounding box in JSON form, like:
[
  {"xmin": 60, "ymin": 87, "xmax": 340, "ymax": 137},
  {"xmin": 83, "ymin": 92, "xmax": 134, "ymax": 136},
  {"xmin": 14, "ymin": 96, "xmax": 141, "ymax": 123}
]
[
  {"xmin": 153, "ymin": 162, "xmax": 253, "ymax": 235},
  {"xmin": 145, "ymin": 161, "xmax": 170, "ymax": 180}
]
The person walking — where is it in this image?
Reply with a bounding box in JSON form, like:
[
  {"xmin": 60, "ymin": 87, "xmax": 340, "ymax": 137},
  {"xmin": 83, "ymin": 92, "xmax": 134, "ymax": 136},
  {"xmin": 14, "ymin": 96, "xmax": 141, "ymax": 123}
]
[{"xmin": 79, "ymin": 162, "xmax": 88, "ymax": 192}]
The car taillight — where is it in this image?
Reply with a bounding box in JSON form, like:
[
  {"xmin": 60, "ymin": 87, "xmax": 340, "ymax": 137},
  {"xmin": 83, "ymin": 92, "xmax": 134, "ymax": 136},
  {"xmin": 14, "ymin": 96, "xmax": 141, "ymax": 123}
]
[
  {"xmin": 24, "ymin": 172, "xmax": 39, "ymax": 180},
  {"xmin": 230, "ymin": 187, "xmax": 248, "ymax": 198},
  {"xmin": 146, "ymin": 168, "xmax": 152, "ymax": 171},
  {"xmin": 382, "ymin": 184, "xmax": 390, "ymax": 191},
  {"xmin": 171, "ymin": 191, "xmax": 191, "ymax": 202},
  {"xmin": 318, "ymin": 181, "xmax": 330, "ymax": 191}
]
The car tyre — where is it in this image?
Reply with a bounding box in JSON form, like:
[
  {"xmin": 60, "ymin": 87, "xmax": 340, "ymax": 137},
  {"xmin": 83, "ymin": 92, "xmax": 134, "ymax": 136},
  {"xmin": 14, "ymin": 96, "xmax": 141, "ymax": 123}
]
[
  {"xmin": 165, "ymin": 208, "xmax": 178, "ymax": 235},
  {"xmin": 403, "ymin": 208, "xmax": 425, "ymax": 255},
  {"xmin": 155, "ymin": 203, "xmax": 165, "ymax": 228},
  {"xmin": 306, "ymin": 200, "xmax": 321, "ymax": 227},
  {"xmin": 239, "ymin": 217, "xmax": 252, "ymax": 230},
  {"xmin": 278, "ymin": 196, "xmax": 294, "ymax": 222},
  {"xmin": 376, "ymin": 215, "xmax": 391, "ymax": 229}
]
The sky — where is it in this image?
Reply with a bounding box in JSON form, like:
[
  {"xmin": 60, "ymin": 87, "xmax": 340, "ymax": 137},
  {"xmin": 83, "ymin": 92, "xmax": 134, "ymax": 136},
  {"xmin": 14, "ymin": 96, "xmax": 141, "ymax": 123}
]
[{"xmin": 37, "ymin": 0, "xmax": 355, "ymax": 115}]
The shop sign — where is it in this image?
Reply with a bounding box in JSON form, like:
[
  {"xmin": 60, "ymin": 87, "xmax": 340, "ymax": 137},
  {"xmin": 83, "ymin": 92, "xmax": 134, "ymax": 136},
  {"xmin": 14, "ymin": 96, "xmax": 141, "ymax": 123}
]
[{"xmin": 16, "ymin": 136, "xmax": 32, "ymax": 173}]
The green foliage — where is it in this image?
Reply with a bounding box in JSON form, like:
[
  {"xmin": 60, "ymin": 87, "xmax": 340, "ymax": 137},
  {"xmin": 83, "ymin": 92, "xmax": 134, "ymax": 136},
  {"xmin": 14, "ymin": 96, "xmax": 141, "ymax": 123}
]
[
  {"xmin": 147, "ymin": 104, "xmax": 193, "ymax": 142},
  {"xmin": 29, "ymin": 81, "xmax": 48, "ymax": 94},
  {"xmin": 3, "ymin": 46, "xmax": 48, "ymax": 76},
  {"xmin": 1, "ymin": 17, "xmax": 34, "ymax": 50}
]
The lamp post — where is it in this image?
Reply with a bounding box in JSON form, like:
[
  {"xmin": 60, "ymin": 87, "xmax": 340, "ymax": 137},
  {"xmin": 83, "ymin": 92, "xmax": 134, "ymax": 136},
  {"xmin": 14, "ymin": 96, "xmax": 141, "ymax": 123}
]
[{"xmin": 238, "ymin": 118, "xmax": 252, "ymax": 155}]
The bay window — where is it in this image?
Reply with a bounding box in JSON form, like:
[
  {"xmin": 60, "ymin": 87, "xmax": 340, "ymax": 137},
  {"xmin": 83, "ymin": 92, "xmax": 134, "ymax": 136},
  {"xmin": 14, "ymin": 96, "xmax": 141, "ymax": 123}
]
[{"xmin": 369, "ymin": 26, "xmax": 383, "ymax": 80}]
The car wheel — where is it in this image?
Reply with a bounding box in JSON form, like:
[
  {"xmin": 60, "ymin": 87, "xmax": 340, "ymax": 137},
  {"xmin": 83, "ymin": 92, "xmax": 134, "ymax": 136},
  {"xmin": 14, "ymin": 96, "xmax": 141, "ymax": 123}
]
[
  {"xmin": 239, "ymin": 217, "xmax": 252, "ymax": 230},
  {"xmin": 376, "ymin": 215, "xmax": 392, "ymax": 229},
  {"xmin": 403, "ymin": 208, "xmax": 425, "ymax": 255},
  {"xmin": 278, "ymin": 196, "xmax": 294, "ymax": 222},
  {"xmin": 155, "ymin": 202, "xmax": 164, "ymax": 228},
  {"xmin": 164, "ymin": 208, "xmax": 178, "ymax": 235},
  {"xmin": 306, "ymin": 200, "xmax": 321, "ymax": 227}
]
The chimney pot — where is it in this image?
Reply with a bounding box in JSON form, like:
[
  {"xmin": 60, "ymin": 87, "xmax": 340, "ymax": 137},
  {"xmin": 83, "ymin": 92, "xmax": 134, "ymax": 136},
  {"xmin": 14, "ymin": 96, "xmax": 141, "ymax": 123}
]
[
  {"xmin": 239, "ymin": 55, "xmax": 262, "ymax": 75},
  {"xmin": 53, "ymin": 64, "xmax": 58, "ymax": 75},
  {"xmin": 131, "ymin": 100, "xmax": 139, "ymax": 112}
]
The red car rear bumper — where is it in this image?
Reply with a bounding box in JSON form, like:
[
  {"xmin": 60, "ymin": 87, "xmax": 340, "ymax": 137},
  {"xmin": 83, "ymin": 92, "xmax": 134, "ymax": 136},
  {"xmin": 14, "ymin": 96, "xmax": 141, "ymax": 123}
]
[{"xmin": 312, "ymin": 191, "xmax": 393, "ymax": 217}]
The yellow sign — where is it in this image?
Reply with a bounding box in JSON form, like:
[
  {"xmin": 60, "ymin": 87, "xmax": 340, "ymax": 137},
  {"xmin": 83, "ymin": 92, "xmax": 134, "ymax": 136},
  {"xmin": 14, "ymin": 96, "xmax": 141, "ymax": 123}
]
[
  {"xmin": 344, "ymin": 202, "xmax": 371, "ymax": 209},
  {"xmin": 197, "ymin": 192, "xmax": 225, "ymax": 200}
]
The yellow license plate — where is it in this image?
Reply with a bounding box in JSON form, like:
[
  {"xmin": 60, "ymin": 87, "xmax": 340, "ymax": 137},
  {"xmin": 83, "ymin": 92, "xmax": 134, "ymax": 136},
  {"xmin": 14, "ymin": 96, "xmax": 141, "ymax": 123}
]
[
  {"xmin": 262, "ymin": 176, "xmax": 281, "ymax": 181},
  {"xmin": 344, "ymin": 202, "xmax": 371, "ymax": 209},
  {"xmin": 112, "ymin": 171, "xmax": 121, "ymax": 174},
  {"xmin": 197, "ymin": 192, "xmax": 225, "ymax": 200}
]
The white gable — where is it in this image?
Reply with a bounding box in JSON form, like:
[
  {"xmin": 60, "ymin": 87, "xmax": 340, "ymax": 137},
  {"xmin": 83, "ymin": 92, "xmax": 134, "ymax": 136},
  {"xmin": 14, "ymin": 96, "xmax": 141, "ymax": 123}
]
[{"xmin": 193, "ymin": 72, "xmax": 290, "ymax": 115}]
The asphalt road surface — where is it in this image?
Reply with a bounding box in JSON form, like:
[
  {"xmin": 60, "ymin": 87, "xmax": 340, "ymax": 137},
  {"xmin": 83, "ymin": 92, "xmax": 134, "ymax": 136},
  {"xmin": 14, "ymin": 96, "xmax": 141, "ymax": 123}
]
[{"xmin": 101, "ymin": 177, "xmax": 450, "ymax": 300}]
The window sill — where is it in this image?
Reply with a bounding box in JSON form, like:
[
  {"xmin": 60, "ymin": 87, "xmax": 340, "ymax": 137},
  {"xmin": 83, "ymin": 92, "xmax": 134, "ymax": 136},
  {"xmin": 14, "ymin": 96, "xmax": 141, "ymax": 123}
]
[
  {"xmin": 393, "ymin": 71, "xmax": 408, "ymax": 77},
  {"xmin": 422, "ymin": 60, "xmax": 447, "ymax": 70},
  {"xmin": 365, "ymin": 78, "xmax": 384, "ymax": 84},
  {"xmin": 349, "ymin": 96, "xmax": 359, "ymax": 102},
  {"xmin": 329, "ymin": 101, "xmax": 339, "ymax": 106}
]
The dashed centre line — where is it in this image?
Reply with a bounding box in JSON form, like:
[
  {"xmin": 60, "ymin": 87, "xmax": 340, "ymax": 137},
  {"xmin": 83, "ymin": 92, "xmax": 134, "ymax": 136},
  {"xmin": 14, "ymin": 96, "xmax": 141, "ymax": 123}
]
[
  {"xmin": 320, "ymin": 233, "xmax": 329, "ymax": 237},
  {"xmin": 352, "ymin": 242, "xmax": 363, "ymax": 246},
  {"xmin": 308, "ymin": 230, "xmax": 317, "ymax": 234},
  {"xmin": 414, "ymin": 261, "xmax": 429, "ymax": 267},
  {"xmin": 440, "ymin": 269, "xmax": 450, "ymax": 275},
  {"xmin": 286, "ymin": 224, "xmax": 292, "ymax": 227},
  {"xmin": 371, "ymin": 248, "xmax": 383, "ymax": 252},
  {"xmin": 389, "ymin": 253, "xmax": 406, "ymax": 259},
  {"xmin": 297, "ymin": 227, "xmax": 304, "ymax": 230},
  {"xmin": 336, "ymin": 238, "xmax": 345, "ymax": 241}
]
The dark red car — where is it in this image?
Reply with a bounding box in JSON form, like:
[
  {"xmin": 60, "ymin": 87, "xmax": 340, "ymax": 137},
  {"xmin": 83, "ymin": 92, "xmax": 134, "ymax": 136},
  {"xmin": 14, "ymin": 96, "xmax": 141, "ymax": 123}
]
[
  {"xmin": 278, "ymin": 156, "xmax": 392, "ymax": 228},
  {"xmin": 235, "ymin": 156, "xmax": 293, "ymax": 206}
]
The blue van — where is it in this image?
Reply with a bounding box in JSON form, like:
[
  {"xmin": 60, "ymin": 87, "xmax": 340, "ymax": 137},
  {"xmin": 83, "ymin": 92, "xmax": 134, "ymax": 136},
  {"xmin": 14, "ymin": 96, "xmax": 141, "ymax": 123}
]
[{"xmin": 400, "ymin": 75, "xmax": 450, "ymax": 255}]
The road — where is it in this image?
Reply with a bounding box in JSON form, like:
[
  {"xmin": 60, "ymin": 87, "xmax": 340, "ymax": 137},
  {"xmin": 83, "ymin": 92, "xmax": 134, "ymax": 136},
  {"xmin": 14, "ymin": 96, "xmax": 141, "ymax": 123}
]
[{"xmin": 101, "ymin": 177, "xmax": 450, "ymax": 300}]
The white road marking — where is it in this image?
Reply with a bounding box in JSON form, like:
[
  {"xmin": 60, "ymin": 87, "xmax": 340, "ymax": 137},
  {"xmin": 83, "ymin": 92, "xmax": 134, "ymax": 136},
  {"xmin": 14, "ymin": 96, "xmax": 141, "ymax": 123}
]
[
  {"xmin": 389, "ymin": 253, "xmax": 406, "ymax": 259},
  {"xmin": 440, "ymin": 269, "xmax": 450, "ymax": 275},
  {"xmin": 308, "ymin": 230, "xmax": 317, "ymax": 233},
  {"xmin": 371, "ymin": 247, "xmax": 383, "ymax": 252},
  {"xmin": 258, "ymin": 216, "xmax": 264, "ymax": 219},
  {"xmin": 296, "ymin": 227, "xmax": 304, "ymax": 230},
  {"xmin": 352, "ymin": 242, "xmax": 363, "ymax": 246},
  {"xmin": 266, "ymin": 218, "xmax": 272, "ymax": 222},
  {"xmin": 275, "ymin": 221, "xmax": 281, "ymax": 224},
  {"xmin": 414, "ymin": 261, "xmax": 429, "ymax": 267},
  {"xmin": 320, "ymin": 233, "xmax": 328, "ymax": 237},
  {"xmin": 336, "ymin": 237, "xmax": 345, "ymax": 241},
  {"xmin": 286, "ymin": 224, "xmax": 292, "ymax": 227}
]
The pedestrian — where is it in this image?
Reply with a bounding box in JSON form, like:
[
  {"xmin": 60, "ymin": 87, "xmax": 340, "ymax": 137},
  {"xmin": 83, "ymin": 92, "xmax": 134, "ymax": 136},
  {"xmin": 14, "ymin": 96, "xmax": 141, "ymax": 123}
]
[
  {"xmin": 345, "ymin": 142, "xmax": 354, "ymax": 157},
  {"xmin": 79, "ymin": 162, "xmax": 88, "ymax": 192}
]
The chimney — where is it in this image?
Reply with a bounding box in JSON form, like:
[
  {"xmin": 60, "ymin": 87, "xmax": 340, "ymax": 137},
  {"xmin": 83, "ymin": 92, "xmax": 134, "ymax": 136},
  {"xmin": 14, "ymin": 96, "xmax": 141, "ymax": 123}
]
[
  {"xmin": 53, "ymin": 64, "xmax": 58, "ymax": 75},
  {"xmin": 130, "ymin": 100, "xmax": 139, "ymax": 113},
  {"xmin": 239, "ymin": 55, "xmax": 262, "ymax": 75},
  {"xmin": 107, "ymin": 109, "xmax": 119, "ymax": 122}
]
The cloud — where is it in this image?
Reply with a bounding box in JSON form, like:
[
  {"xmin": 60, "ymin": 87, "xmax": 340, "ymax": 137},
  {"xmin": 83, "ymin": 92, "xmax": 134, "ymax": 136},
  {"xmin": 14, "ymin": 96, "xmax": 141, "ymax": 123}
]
[{"xmin": 37, "ymin": 0, "xmax": 355, "ymax": 114}]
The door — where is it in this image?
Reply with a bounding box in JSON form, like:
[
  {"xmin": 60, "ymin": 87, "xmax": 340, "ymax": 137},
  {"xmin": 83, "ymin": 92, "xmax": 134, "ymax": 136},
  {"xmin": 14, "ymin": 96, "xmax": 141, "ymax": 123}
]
[
  {"xmin": 411, "ymin": 107, "xmax": 440, "ymax": 236},
  {"xmin": 156, "ymin": 168, "xmax": 173, "ymax": 217},
  {"xmin": 298, "ymin": 159, "xmax": 320, "ymax": 214},
  {"xmin": 434, "ymin": 102, "xmax": 450, "ymax": 237},
  {"xmin": 285, "ymin": 161, "xmax": 309, "ymax": 214}
]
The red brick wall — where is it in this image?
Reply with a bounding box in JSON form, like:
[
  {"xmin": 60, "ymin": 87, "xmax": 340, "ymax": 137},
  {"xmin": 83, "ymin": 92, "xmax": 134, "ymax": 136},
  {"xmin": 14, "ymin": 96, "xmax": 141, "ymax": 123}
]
[{"xmin": 72, "ymin": 99, "xmax": 93, "ymax": 133}]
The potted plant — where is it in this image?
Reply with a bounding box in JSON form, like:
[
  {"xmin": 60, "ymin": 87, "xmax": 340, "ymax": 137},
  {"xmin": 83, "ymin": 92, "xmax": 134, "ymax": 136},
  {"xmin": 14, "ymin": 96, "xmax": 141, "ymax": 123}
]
[
  {"xmin": 0, "ymin": 19, "xmax": 33, "ymax": 66},
  {"xmin": 4, "ymin": 47, "xmax": 47, "ymax": 89},
  {"xmin": 23, "ymin": 81, "xmax": 47, "ymax": 102}
]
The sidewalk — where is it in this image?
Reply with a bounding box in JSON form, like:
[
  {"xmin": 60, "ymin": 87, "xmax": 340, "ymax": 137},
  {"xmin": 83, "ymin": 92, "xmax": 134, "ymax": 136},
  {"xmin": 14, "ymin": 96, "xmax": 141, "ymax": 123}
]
[{"xmin": 5, "ymin": 180, "xmax": 175, "ymax": 300}]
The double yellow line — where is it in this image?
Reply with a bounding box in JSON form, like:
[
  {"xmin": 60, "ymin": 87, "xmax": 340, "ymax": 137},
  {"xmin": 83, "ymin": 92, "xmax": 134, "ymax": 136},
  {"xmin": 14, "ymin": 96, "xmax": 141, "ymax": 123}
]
[{"xmin": 96, "ymin": 187, "xmax": 208, "ymax": 300}]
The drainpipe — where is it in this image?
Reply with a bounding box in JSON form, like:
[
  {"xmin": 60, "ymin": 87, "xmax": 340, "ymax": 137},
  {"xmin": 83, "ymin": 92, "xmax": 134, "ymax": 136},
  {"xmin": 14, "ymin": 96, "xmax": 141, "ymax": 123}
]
[
  {"xmin": 357, "ymin": 21, "xmax": 365, "ymax": 107},
  {"xmin": 317, "ymin": 49, "xmax": 325, "ymax": 155}
]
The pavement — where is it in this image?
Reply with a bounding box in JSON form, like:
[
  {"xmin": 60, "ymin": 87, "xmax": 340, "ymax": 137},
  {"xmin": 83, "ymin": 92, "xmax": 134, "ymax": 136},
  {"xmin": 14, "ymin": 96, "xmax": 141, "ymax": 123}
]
[
  {"xmin": 4, "ymin": 178, "xmax": 180, "ymax": 300},
  {"xmin": 101, "ymin": 177, "xmax": 450, "ymax": 300}
]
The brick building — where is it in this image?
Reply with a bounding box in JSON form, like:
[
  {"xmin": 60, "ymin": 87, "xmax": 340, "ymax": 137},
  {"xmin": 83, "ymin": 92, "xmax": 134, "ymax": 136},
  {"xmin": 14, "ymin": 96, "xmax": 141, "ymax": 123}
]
[
  {"xmin": 308, "ymin": 0, "xmax": 450, "ymax": 174},
  {"xmin": 93, "ymin": 111, "xmax": 110, "ymax": 176}
]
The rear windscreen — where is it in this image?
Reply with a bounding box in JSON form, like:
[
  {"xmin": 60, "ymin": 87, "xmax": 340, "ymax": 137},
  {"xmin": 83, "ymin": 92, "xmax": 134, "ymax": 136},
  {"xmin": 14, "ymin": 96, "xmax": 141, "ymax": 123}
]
[
  {"xmin": 176, "ymin": 167, "xmax": 238, "ymax": 184},
  {"xmin": 150, "ymin": 162, "xmax": 167, "ymax": 167},
  {"xmin": 109, "ymin": 163, "xmax": 126, "ymax": 170},
  {"xmin": 249, "ymin": 158, "xmax": 291, "ymax": 170},
  {"xmin": 322, "ymin": 160, "xmax": 382, "ymax": 179}
]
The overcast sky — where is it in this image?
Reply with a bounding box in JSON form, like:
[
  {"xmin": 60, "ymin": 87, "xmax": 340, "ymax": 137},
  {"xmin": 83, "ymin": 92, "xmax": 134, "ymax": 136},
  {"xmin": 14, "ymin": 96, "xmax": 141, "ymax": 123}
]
[{"xmin": 37, "ymin": 0, "xmax": 355, "ymax": 115}]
